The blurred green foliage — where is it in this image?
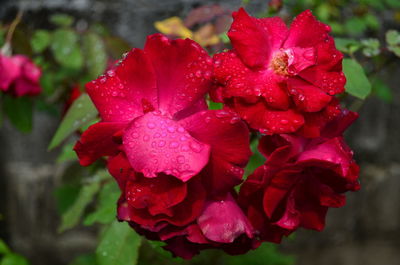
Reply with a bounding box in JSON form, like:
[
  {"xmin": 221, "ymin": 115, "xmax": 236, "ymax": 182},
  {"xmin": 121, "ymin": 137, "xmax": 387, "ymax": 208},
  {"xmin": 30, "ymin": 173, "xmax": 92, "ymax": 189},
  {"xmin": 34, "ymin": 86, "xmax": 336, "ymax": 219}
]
[{"xmin": 0, "ymin": 239, "xmax": 30, "ymax": 265}]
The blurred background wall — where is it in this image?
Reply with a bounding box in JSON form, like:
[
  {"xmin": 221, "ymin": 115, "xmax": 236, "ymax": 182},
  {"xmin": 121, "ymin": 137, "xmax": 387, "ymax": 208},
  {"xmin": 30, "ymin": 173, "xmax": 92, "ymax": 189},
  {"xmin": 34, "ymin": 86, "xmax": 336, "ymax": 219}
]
[{"xmin": 1, "ymin": 0, "xmax": 400, "ymax": 265}]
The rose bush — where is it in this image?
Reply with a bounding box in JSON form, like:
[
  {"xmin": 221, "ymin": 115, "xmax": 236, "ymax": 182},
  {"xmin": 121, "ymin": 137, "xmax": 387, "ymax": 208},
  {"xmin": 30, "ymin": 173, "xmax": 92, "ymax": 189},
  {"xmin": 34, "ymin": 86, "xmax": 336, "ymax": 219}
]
[{"xmin": 71, "ymin": 8, "xmax": 361, "ymax": 260}]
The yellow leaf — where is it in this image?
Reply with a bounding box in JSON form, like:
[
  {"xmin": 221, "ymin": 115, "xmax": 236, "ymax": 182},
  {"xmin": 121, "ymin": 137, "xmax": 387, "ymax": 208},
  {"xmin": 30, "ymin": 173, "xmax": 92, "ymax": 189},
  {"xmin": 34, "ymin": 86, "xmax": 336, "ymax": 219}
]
[
  {"xmin": 193, "ymin": 23, "xmax": 220, "ymax": 47},
  {"xmin": 154, "ymin": 17, "xmax": 193, "ymax": 39}
]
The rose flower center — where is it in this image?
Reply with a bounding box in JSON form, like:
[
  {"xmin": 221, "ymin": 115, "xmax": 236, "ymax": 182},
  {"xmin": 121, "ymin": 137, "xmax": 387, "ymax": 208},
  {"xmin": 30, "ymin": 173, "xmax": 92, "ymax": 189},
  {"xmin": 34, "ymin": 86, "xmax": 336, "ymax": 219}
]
[{"xmin": 270, "ymin": 51, "xmax": 289, "ymax": 76}]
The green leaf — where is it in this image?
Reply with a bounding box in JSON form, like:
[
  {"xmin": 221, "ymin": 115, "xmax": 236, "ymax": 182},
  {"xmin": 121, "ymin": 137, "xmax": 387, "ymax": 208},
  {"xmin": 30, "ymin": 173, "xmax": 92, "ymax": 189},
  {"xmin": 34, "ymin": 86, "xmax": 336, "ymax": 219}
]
[
  {"xmin": 372, "ymin": 78, "xmax": 392, "ymax": 103},
  {"xmin": 364, "ymin": 14, "xmax": 380, "ymax": 30},
  {"xmin": 57, "ymin": 142, "xmax": 78, "ymax": 163},
  {"xmin": 223, "ymin": 243, "xmax": 294, "ymax": 265},
  {"xmin": 103, "ymin": 36, "xmax": 131, "ymax": 59},
  {"xmin": 343, "ymin": 58, "xmax": 372, "ymax": 99},
  {"xmin": 48, "ymin": 93, "xmax": 98, "ymax": 150},
  {"xmin": 244, "ymin": 138, "xmax": 265, "ymax": 178},
  {"xmin": 83, "ymin": 33, "xmax": 107, "ymax": 80},
  {"xmin": 58, "ymin": 180, "xmax": 101, "ymax": 232},
  {"xmin": 50, "ymin": 14, "xmax": 74, "ymax": 27},
  {"xmin": 51, "ymin": 29, "xmax": 83, "ymax": 70},
  {"xmin": 361, "ymin": 38, "xmax": 380, "ymax": 57},
  {"xmin": 0, "ymin": 239, "xmax": 10, "ymax": 254},
  {"xmin": 208, "ymin": 101, "xmax": 223, "ymax": 110},
  {"xmin": 386, "ymin": 30, "xmax": 400, "ymax": 57},
  {"xmin": 31, "ymin": 30, "xmax": 51, "ymax": 53},
  {"xmin": 96, "ymin": 221, "xmax": 141, "ymax": 265},
  {"xmin": 54, "ymin": 184, "xmax": 81, "ymax": 214},
  {"xmin": 345, "ymin": 17, "xmax": 367, "ymax": 36},
  {"xmin": 69, "ymin": 254, "xmax": 97, "ymax": 265},
  {"xmin": 386, "ymin": 30, "xmax": 400, "ymax": 46},
  {"xmin": 0, "ymin": 254, "xmax": 29, "ymax": 265},
  {"xmin": 334, "ymin": 38, "xmax": 361, "ymax": 54},
  {"xmin": 83, "ymin": 181, "xmax": 120, "ymax": 226},
  {"xmin": 385, "ymin": 0, "xmax": 400, "ymax": 8},
  {"xmin": 3, "ymin": 95, "xmax": 33, "ymax": 133}
]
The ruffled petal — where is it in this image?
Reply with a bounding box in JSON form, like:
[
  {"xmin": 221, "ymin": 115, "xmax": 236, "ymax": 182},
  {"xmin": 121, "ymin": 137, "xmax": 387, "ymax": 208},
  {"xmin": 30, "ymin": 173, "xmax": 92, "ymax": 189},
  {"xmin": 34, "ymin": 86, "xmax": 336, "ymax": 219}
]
[
  {"xmin": 74, "ymin": 122, "xmax": 127, "ymax": 166},
  {"xmin": 125, "ymin": 174, "xmax": 187, "ymax": 216},
  {"xmin": 297, "ymin": 137, "xmax": 352, "ymax": 177},
  {"xmin": 197, "ymin": 193, "xmax": 253, "ymax": 243},
  {"xmin": 144, "ymin": 34, "xmax": 213, "ymax": 116},
  {"xmin": 287, "ymin": 77, "xmax": 332, "ymax": 112},
  {"xmin": 117, "ymin": 176, "xmax": 206, "ymax": 228},
  {"xmin": 122, "ymin": 112, "xmax": 210, "ymax": 181},
  {"xmin": 86, "ymin": 48, "xmax": 157, "ymax": 122},
  {"xmin": 179, "ymin": 109, "xmax": 251, "ymax": 194},
  {"xmin": 284, "ymin": 10, "xmax": 331, "ymax": 48},
  {"xmin": 107, "ymin": 153, "xmax": 135, "ymax": 190},
  {"xmin": 228, "ymin": 8, "xmax": 271, "ymax": 68},
  {"xmin": 232, "ymin": 98, "xmax": 304, "ymax": 134},
  {"xmin": 213, "ymin": 51, "xmax": 290, "ymax": 109}
]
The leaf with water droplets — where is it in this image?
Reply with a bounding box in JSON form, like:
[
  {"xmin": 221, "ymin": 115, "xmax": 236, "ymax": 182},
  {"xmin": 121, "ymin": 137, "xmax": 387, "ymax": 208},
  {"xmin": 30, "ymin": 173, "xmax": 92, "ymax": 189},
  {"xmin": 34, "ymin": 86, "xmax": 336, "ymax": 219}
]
[
  {"xmin": 342, "ymin": 58, "xmax": 371, "ymax": 99},
  {"xmin": 48, "ymin": 93, "xmax": 98, "ymax": 150},
  {"xmin": 83, "ymin": 32, "xmax": 108, "ymax": 80},
  {"xmin": 51, "ymin": 29, "xmax": 83, "ymax": 70},
  {"xmin": 96, "ymin": 220, "xmax": 141, "ymax": 265},
  {"xmin": 83, "ymin": 181, "xmax": 120, "ymax": 226},
  {"xmin": 58, "ymin": 179, "xmax": 101, "ymax": 233}
]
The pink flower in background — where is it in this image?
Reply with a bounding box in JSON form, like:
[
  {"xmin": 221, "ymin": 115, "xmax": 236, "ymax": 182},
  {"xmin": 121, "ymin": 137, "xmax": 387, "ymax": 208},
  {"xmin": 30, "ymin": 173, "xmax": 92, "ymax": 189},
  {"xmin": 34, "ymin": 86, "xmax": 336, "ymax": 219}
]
[
  {"xmin": 0, "ymin": 53, "xmax": 42, "ymax": 97},
  {"xmin": 239, "ymin": 110, "xmax": 360, "ymax": 243},
  {"xmin": 74, "ymin": 33, "xmax": 253, "ymax": 258},
  {"xmin": 213, "ymin": 8, "xmax": 345, "ymax": 137}
]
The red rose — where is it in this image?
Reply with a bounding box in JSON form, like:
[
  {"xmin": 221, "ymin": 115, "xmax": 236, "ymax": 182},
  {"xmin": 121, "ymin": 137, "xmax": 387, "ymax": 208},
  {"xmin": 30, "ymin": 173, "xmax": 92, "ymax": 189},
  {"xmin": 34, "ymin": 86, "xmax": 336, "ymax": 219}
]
[
  {"xmin": 239, "ymin": 110, "xmax": 360, "ymax": 243},
  {"xmin": 74, "ymin": 34, "xmax": 253, "ymax": 258},
  {"xmin": 213, "ymin": 8, "xmax": 345, "ymax": 137},
  {"xmin": 0, "ymin": 53, "xmax": 42, "ymax": 97}
]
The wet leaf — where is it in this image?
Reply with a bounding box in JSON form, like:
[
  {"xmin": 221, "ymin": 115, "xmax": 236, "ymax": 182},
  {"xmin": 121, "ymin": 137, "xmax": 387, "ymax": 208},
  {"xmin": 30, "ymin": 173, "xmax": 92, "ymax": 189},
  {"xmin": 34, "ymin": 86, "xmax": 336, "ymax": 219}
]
[
  {"xmin": 51, "ymin": 29, "xmax": 83, "ymax": 70},
  {"xmin": 84, "ymin": 181, "xmax": 120, "ymax": 226},
  {"xmin": 83, "ymin": 32, "xmax": 107, "ymax": 79},
  {"xmin": 96, "ymin": 221, "xmax": 141, "ymax": 265},
  {"xmin": 58, "ymin": 179, "xmax": 101, "ymax": 232},
  {"xmin": 48, "ymin": 93, "xmax": 98, "ymax": 150}
]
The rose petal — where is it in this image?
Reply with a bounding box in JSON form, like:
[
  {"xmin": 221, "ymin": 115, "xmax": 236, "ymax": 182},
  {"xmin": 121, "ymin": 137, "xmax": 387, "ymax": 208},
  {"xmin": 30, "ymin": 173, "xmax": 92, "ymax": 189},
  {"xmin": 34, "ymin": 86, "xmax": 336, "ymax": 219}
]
[
  {"xmin": 180, "ymin": 109, "xmax": 251, "ymax": 194},
  {"xmin": 144, "ymin": 34, "xmax": 212, "ymax": 116},
  {"xmin": 125, "ymin": 173, "xmax": 187, "ymax": 216},
  {"xmin": 86, "ymin": 48, "xmax": 157, "ymax": 122},
  {"xmin": 197, "ymin": 193, "xmax": 253, "ymax": 243},
  {"xmin": 232, "ymin": 98, "xmax": 304, "ymax": 134},
  {"xmin": 107, "ymin": 153, "xmax": 135, "ymax": 190},
  {"xmin": 74, "ymin": 122, "xmax": 127, "ymax": 166},
  {"xmin": 228, "ymin": 8, "xmax": 271, "ymax": 68},
  {"xmin": 123, "ymin": 112, "xmax": 210, "ymax": 181},
  {"xmin": 13, "ymin": 78, "xmax": 41, "ymax": 97},
  {"xmin": 287, "ymin": 77, "xmax": 332, "ymax": 112},
  {"xmin": 0, "ymin": 54, "xmax": 21, "ymax": 91},
  {"xmin": 284, "ymin": 10, "xmax": 331, "ymax": 48}
]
